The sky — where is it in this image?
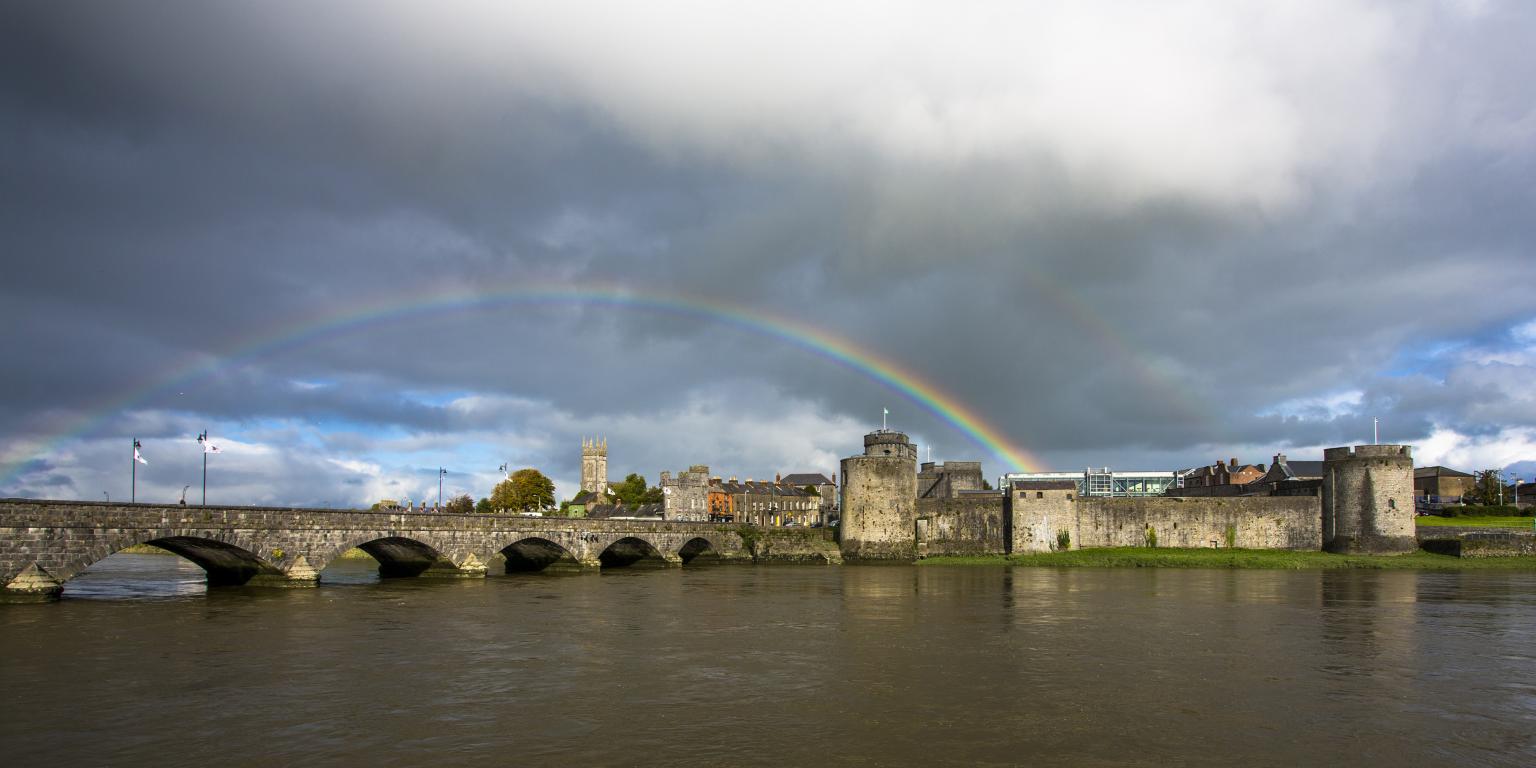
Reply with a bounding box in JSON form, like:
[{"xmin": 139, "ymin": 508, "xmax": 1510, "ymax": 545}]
[{"xmin": 3, "ymin": 0, "xmax": 1535, "ymax": 508}]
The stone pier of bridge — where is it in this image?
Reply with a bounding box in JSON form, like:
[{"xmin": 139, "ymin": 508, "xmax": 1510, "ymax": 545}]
[{"xmin": 1, "ymin": 499, "xmax": 841, "ymax": 601}]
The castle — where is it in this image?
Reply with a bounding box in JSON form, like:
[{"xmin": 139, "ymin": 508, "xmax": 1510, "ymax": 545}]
[{"xmin": 839, "ymin": 430, "xmax": 1417, "ymax": 562}]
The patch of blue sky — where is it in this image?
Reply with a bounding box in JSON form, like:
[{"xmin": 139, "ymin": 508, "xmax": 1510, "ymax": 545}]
[
  {"xmin": 1378, "ymin": 339, "xmax": 1468, "ymax": 378},
  {"xmin": 1377, "ymin": 315, "xmax": 1536, "ymax": 377},
  {"xmin": 1256, "ymin": 389, "xmax": 1363, "ymax": 420},
  {"xmin": 398, "ymin": 389, "xmax": 475, "ymax": 407}
]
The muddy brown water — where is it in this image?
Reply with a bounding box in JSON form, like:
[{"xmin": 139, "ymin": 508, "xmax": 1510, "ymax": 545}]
[{"xmin": 2, "ymin": 554, "xmax": 1534, "ymax": 766}]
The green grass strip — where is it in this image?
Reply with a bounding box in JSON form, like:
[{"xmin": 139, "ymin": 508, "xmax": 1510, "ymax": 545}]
[
  {"xmin": 1416, "ymin": 516, "xmax": 1534, "ymax": 528},
  {"xmin": 920, "ymin": 547, "xmax": 1536, "ymax": 570}
]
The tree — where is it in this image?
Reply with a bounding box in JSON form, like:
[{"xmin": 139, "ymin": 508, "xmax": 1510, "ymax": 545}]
[
  {"xmin": 610, "ymin": 473, "xmax": 662, "ymax": 506},
  {"xmin": 491, "ymin": 468, "xmax": 556, "ymax": 513},
  {"xmin": 475, "ymin": 497, "xmax": 493, "ymax": 514},
  {"xmin": 1472, "ymin": 469, "xmax": 1506, "ymax": 506},
  {"xmin": 981, "ymin": 478, "xmax": 994, "ymax": 491},
  {"xmin": 443, "ymin": 493, "xmax": 474, "ymax": 515},
  {"xmin": 802, "ymin": 484, "xmax": 820, "ymax": 496}
]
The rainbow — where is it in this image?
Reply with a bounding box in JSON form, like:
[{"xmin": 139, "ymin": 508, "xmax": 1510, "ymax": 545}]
[{"xmin": 1, "ymin": 282, "xmax": 1046, "ymax": 488}]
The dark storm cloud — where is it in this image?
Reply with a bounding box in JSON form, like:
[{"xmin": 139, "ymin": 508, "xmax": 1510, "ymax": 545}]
[{"xmin": 4, "ymin": 1, "xmax": 1536, "ymax": 504}]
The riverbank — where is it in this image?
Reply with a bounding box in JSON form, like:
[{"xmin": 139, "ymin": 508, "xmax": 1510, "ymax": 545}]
[{"xmin": 920, "ymin": 547, "xmax": 1536, "ymax": 570}]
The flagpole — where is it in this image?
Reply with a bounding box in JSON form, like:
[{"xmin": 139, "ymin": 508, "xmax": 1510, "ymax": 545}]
[
  {"xmin": 198, "ymin": 430, "xmax": 208, "ymax": 505},
  {"xmin": 131, "ymin": 439, "xmax": 139, "ymax": 503}
]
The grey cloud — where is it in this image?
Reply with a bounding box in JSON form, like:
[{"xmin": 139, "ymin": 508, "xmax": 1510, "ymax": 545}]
[{"xmin": 4, "ymin": 1, "xmax": 1536, "ymax": 501}]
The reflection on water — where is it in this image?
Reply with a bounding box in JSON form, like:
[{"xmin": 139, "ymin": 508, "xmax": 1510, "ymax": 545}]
[
  {"xmin": 6, "ymin": 558, "xmax": 1536, "ymax": 767},
  {"xmin": 63, "ymin": 553, "xmax": 210, "ymax": 600}
]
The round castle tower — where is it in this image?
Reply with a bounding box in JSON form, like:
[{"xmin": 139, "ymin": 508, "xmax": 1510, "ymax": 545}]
[
  {"xmin": 839, "ymin": 431, "xmax": 918, "ymax": 561},
  {"xmin": 1321, "ymin": 444, "xmax": 1416, "ymax": 554}
]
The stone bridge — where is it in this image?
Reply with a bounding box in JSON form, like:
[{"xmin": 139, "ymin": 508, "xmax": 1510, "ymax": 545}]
[{"xmin": 1, "ymin": 499, "xmax": 840, "ymax": 600}]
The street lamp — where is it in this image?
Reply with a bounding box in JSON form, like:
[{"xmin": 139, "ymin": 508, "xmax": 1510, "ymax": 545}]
[
  {"xmin": 438, "ymin": 467, "xmax": 447, "ymax": 511},
  {"xmin": 103, "ymin": 491, "xmax": 109, "ymax": 502},
  {"xmin": 196, "ymin": 430, "xmax": 219, "ymax": 505},
  {"xmin": 132, "ymin": 439, "xmax": 142, "ymax": 503}
]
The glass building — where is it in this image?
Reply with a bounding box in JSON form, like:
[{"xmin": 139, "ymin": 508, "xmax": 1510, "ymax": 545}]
[{"xmin": 1000, "ymin": 468, "xmax": 1177, "ymax": 498}]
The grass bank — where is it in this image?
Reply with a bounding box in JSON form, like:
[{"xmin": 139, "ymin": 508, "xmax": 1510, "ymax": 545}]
[
  {"xmin": 1417, "ymin": 516, "xmax": 1534, "ymax": 528},
  {"xmin": 920, "ymin": 547, "xmax": 1536, "ymax": 570}
]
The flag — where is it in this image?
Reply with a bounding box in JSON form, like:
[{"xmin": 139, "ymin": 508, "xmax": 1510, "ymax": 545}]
[
  {"xmin": 883, "ymin": 408, "xmax": 889, "ymax": 415},
  {"xmin": 202, "ymin": 441, "xmax": 221, "ymax": 454},
  {"xmin": 134, "ymin": 447, "xmax": 148, "ymax": 465}
]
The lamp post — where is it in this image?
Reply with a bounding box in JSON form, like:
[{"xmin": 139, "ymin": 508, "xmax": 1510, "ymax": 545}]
[
  {"xmin": 132, "ymin": 439, "xmax": 141, "ymax": 503},
  {"xmin": 438, "ymin": 467, "xmax": 446, "ymax": 511},
  {"xmin": 103, "ymin": 491, "xmax": 109, "ymax": 502},
  {"xmin": 197, "ymin": 431, "xmax": 209, "ymax": 505}
]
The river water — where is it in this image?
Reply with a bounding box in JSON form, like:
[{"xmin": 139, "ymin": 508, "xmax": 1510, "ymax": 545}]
[{"xmin": 3, "ymin": 554, "xmax": 1535, "ymax": 767}]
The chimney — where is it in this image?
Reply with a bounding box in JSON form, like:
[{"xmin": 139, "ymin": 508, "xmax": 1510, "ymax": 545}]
[
  {"xmin": 776, "ymin": 472, "xmax": 782, "ymax": 483},
  {"xmin": 729, "ymin": 476, "xmax": 737, "ymax": 483},
  {"xmin": 1229, "ymin": 458, "xmax": 1237, "ymax": 468}
]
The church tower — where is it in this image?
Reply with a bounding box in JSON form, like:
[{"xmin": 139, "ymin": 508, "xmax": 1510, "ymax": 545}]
[{"xmin": 581, "ymin": 437, "xmax": 609, "ymax": 495}]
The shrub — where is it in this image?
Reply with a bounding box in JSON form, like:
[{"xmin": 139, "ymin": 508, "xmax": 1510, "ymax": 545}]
[
  {"xmin": 1458, "ymin": 505, "xmax": 1522, "ymax": 517},
  {"xmin": 1056, "ymin": 529, "xmax": 1071, "ymax": 551},
  {"xmin": 1225, "ymin": 525, "xmax": 1236, "ymax": 549},
  {"xmin": 1144, "ymin": 526, "xmax": 1158, "ymax": 548}
]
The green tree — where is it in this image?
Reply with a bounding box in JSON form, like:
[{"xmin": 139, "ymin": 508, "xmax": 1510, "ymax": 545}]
[
  {"xmin": 610, "ymin": 473, "xmax": 651, "ymax": 506},
  {"xmin": 802, "ymin": 484, "xmax": 820, "ymax": 496},
  {"xmin": 491, "ymin": 468, "xmax": 556, "ymax": 513},
  {"xmin": 475, "ymin": 497, "xmax": 493, "ymax": 514},
  {"xmin": 1472, "ymin": 469, "xmax": 1506, "ymax": 505},
  {"xmin": 443, "ymin": 493, "xmax": 474, "ymax": 515}
]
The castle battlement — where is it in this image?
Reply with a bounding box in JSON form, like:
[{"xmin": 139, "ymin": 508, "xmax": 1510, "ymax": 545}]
[{"xmin": 1323, "ymin": 444, "xmax": 1411, "ymax": 461}]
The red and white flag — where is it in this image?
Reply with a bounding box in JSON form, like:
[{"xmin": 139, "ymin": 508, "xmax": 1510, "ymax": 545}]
[
  {"xmin": 134, "ymin": 447, "xmax": 148, "ymax": 465},
  {"xmin": 202, "ymin": 440, "xmax": 221, "ymax": 454}
]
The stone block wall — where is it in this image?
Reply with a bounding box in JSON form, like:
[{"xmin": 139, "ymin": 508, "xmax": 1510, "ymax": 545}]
[
  {"xmin": 1010, "ymin": 486, "xmax": 1078, "ymax": 553},
  {"xmin": 916, "ymin": 495, "xmax": 1006, "ymax": 556},
  {"xmin": 1068, "ymin": 497, "xmax": 1322, "ymax": 550}
]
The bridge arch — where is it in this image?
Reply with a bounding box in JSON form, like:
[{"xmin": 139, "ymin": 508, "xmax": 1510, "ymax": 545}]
[
  {"xmin": 499, "ymin": 537, "xmax": 582, "ymax": 573},
  {"xmin": 678, "ymin": 536, "xmax": 721, "ymax": 565},
  {"xmin": 58, "ymin": 530, "xmax": 282, "ymax": 588},
  {"xmin": 598, "ymin": 536, "xmax": 669, "ymax": 568},
  {"xmin": 317, "ymin": 535, "xmax": 458, "ymax": 579}
]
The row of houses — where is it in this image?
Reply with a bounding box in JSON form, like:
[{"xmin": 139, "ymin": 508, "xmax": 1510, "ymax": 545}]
[
  {"xmin": 1172, "ymin": 454, "xmax": 1530, "ymax": 507},
  {"xmin": 664, "ymin": 466, "xmax": 833, "ymax": 525}
]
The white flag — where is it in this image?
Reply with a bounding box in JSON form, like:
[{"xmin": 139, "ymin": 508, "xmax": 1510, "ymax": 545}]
[
  {"xmin": 134, "ymin": 447, "xmax": 148, "ymax": 465},
  {"xmin": 883, "ymin": 408, "xmax": 889, "ymax": 415},
  {"xmin": 203, "ymin": 441, "xmax": 221, "ymax": 454}
]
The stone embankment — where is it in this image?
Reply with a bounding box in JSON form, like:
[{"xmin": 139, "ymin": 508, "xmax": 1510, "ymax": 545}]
[{"xmin": 1418, "ymin": 526, "xmax": 1536, "ymax": 558}]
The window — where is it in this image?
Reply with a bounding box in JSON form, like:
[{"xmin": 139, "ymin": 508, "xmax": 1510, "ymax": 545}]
[{"xmin": 1036, "ymin": 491, "xmax": 1043, "ymax": 499}]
